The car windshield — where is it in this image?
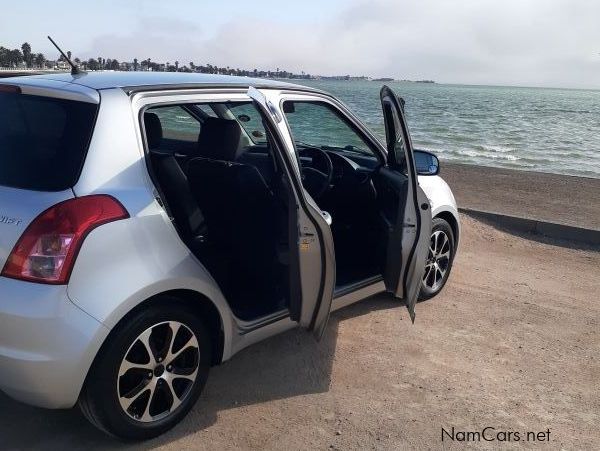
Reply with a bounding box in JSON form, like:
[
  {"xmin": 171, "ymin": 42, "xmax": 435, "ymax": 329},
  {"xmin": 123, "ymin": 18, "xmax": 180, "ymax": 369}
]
[
  {"xmin": 283, "ymin": 101, "xmax": 378, "ymax": 160},
  {"xmin": 0, "ymin": 90, "xmax": 98, "ymax": 191}
]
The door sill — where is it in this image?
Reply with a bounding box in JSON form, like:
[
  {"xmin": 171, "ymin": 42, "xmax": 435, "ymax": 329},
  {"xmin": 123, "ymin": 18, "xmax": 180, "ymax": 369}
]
[
  {"xmin": 235, "ymin": 309, "xmax": 290, "ymax": 335},
  {"xmin": 334, "ymin": 274, "xmax": 383, "ymax": 298}
]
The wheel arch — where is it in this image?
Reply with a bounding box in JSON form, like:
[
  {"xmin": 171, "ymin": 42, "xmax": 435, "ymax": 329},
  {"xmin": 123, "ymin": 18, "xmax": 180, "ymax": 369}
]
[
  {"xmin": 434, "ymin": 209, "xmax": 460, "ymax": 250},
  {"xmin": 155, "ymin": 289, "xmax": 225, "ymax": 366},
  {"xmin": 78, "ymin": 289, "xmax": 227, "ymax": 404}
]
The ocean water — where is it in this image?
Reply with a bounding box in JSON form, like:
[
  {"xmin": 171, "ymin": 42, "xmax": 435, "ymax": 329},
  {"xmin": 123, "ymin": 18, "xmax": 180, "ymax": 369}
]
[{"xmin": 290, "ymin": 80, "xmax": 600, "ymax": 178}]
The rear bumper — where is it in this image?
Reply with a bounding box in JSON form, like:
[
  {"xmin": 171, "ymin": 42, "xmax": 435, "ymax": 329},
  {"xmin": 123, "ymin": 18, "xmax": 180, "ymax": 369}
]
[{"xmin": 0, "ymin": 277, "xmax": 109, "ymax": 409}]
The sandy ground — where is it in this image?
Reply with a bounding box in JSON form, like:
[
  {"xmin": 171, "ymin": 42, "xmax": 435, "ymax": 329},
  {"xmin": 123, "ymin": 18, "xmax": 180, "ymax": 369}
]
[
  {"xmin": 443, "ymin": 163, "xmax": 600, "ymax": 231},
  {"xmin": 1, "ymin": 215, "xmax": 599, "ymax": 450}
]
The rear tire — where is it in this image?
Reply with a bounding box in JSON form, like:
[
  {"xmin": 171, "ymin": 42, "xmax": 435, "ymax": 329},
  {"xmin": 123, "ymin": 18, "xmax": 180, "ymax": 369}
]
[
  {"xmin": 419, "ymin": 217, "xmax": 455, "ymax": 301},
  {"xmin": 79, "ymin": 299, "xmax": 211, "ymax": 440}
]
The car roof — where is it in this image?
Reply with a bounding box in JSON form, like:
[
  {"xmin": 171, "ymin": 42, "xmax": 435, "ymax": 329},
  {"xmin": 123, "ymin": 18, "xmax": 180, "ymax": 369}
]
[{"xmin": 1, "ymin": 71, "xmax": 324, "ymax": 94}]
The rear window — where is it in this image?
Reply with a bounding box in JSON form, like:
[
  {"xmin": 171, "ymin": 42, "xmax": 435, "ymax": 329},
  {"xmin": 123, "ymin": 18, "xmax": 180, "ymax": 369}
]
[
  {"xmin": 0, "ymin": 91, "xmax": 98, "ymax": 191},
  {"xmin": 226, "ymin": 102, "xmax": 267, "ymax": 144},
  {"xmin": 147, "ymin": 105, "xmax": 201, "ymax": 142}
]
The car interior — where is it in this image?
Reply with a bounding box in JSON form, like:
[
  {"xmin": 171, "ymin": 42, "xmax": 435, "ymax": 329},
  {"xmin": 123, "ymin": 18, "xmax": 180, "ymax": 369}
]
[
  {"xmin": 143, "ymin": 100, "xmax": 406, "ymax": 321},
  {"xmin": 282, "ymin": 101, "xmax": 406, "ymax": 288},
  {"xmin": 144, "ymin": 102, "xmax": 290, "ymax": 321}
]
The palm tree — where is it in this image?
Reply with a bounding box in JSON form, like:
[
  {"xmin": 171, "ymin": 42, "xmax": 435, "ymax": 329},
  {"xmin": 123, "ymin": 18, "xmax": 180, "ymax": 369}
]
[
  {"xmin": 174, "ymin": 61, "xmax": 179, "ymax": 71},
  {"xmin": 34, "ymin": 53, "xmax": 46, "ymax": 68},
  {"xmin": 9, "ymin": 49, "xmax": 23, "ymax": 67},
  {"xmin": 133, "ymin": 58, "xmax": 139, "ymax": 71},
  {"xmin": 21, "ymin": 42, "xmax": 32, "ymax": 67},
  {"xmin": 87, "ymin": 58, "xmax": 98, "ymax": 71}
]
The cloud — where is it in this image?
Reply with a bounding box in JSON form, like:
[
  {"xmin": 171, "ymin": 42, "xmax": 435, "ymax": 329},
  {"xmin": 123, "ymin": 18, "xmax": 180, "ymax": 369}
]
[{"xmin": 83, "ymin": 0, "xmax": 600, "ymax": 88}]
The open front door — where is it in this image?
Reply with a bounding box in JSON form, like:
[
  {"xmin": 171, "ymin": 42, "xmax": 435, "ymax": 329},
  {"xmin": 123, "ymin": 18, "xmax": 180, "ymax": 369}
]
[
  {"xmin": 379, "ymin": 86, "xmax": 432, "ymax": 322},
  {"xmin": 248, "ymin": 87, "xmax": 336, "ymax": 339}
]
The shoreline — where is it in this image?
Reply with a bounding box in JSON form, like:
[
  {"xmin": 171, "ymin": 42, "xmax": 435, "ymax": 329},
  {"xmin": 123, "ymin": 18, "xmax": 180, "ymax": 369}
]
[
  {"xmin": 442, "ymin": 162, "xmax": 600, "ymax": 232},
  {"xmin": 442, "ymin": 159, "xmax": 600, "ymax": 181}
]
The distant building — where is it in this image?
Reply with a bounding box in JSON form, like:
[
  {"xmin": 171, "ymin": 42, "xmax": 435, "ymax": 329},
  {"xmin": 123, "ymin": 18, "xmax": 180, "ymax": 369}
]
[{"xmin": 41, "ymin": 60, "xmax": 69, "ymax": 70}]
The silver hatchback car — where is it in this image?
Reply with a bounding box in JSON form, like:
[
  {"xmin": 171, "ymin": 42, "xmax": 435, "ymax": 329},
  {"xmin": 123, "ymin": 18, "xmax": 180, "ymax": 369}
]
[{"xmin": 0, "ymin": 72, "xmax": 459, "ymax": 439}]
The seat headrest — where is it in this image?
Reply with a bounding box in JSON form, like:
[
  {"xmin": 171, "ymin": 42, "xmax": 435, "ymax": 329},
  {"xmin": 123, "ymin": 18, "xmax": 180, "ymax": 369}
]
[
  {"xmin": 144, "ymin": 112, "xmax": 163, "ymax": 150},
  {"xmin": 197, "ymin": 117, "xmax": 242, "ymax": 161}
]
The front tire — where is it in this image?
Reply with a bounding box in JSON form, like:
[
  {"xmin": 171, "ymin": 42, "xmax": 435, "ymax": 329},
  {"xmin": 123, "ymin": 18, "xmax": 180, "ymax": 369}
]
[
  {"xmin": 79, "ymin": 299, "xmax": 211, "ymax": 440},
  {"xmin": 419, "ymin": 217, "xmax": 456, "ymax": 301}
]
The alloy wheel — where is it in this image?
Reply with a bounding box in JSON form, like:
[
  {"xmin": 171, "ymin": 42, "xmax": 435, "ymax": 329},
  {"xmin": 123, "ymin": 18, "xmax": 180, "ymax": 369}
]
[
  {"xmin": 117, "ymin": 321, "xmax": 200, "ymax": 423},
  {"xmin": 423, "ymin": 229, "xmax": 451, "ymax": 292}
]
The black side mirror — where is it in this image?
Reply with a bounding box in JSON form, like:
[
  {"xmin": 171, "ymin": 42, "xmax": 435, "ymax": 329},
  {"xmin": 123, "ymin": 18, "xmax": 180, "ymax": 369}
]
[{"xmin": 414, "ymin": 149, "xmax": 440, "ymax": 176}]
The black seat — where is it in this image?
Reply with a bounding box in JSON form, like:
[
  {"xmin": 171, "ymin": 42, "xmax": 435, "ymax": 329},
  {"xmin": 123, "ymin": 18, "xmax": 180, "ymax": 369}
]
[
  {"xmin": 236, "ymin": 145, "xmax": 276, "ymax": 187},
  {"xmin": 171, "ymin": 116, "xmax": 244, "ymax": 168},
  {"xmin": 196, "ymin": 117, "xmax": 243, "ymax": 160},
  {"xmin": 187, "ymin": 118, "xmax": 285, "ymax": 313},
  {"xmin": 144, "ymin": 112, "xmax": 208, "ymax": 245},
  {"xmin": 144, "ymin": 112, "xmax": 163, "ymax": 151},
  {"xmin": 187, "ymin": 118, "xmax": 279, "ymax": 245}
]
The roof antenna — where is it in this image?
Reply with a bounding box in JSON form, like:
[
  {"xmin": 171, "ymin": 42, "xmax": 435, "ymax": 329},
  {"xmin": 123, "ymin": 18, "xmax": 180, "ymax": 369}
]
[{"xmin": 47, "ymin": 35, "xmax": 83, "ymax": 76}]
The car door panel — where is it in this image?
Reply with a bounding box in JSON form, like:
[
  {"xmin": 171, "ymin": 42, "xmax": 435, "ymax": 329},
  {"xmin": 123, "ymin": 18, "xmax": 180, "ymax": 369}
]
[
  {"xmin": 378, "ymin": 86, "xmax": 432, "ymax": 322},
  {"xmin": 375, "ymin": 167, "xmax": 408, "ymax": 230},
  {"xmin": 247, "ymin": 87, "xmax": 336, "ymax": 339}
]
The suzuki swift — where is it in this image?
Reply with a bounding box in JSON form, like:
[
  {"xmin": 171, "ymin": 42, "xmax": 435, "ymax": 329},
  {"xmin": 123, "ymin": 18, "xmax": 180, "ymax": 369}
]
[{"xmin": 0, "ymin": 72, "xmax": 459, "ymax": 439}]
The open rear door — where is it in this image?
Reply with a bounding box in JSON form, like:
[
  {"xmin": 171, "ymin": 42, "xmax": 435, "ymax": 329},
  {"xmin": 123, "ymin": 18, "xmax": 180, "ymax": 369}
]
[
  {"xmin": 379, "ymin": 86, "xmax": 432, "ymax": 322},
  {"xmin": 248, "ymin": 87, "xmax": 336, "ymax": 339}
]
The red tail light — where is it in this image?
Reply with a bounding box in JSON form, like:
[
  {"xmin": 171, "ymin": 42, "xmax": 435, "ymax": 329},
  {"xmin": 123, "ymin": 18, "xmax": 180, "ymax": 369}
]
[{"xmin": 1, "ymin": 195, "xmax": 129, "ymax": 284}]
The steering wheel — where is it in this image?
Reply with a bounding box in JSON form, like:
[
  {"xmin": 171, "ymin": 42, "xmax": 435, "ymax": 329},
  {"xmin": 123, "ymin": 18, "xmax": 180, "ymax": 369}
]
[{"xmin": 298, "ymin": 147, "xmax": 333, "ymax": 199}]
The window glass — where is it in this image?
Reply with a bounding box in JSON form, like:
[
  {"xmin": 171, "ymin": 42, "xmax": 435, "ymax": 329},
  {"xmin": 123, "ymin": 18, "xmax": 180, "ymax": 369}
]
[
  {"xmin": 283, "ymin": 101, "xmax": 376, "ymax": 159},
  {"xmin": 147, "ymin": 106, "xmax": 200, "ymax": 142},
  {"xmin": 383, "ymin": 102, "xmax": 408, "ymax": 175},
  {"xmin": 0, "ymin": 92, "xmax": 98, "ymax": 191},
  {"xmin": 227, "ymin": 102, "xmax": 267, "ymax": 144},
  {"xmin": 393, "ymin": 132, "xmax": 408, "ymax": 175},
  {"xmin": 196, "ymin": 104, "xmax": 217, "ymax": 117}
]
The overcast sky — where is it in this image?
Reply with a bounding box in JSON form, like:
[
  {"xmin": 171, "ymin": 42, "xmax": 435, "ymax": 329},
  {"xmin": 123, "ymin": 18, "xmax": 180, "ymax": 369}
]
[{"xmin": 2, "ymin": 0, "xmax": 599, "ymax": 88}]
